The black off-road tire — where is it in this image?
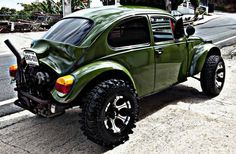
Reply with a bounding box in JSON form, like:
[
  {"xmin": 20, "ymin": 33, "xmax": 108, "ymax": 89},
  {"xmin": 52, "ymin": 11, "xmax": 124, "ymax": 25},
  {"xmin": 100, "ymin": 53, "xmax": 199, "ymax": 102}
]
[
  {"xmin": 200, "ymin": 55, "xmax": 225, "ymax": 96},
  {"xmin": 80, "ymin": 79, "xmax": 138, "ymax": 147}
]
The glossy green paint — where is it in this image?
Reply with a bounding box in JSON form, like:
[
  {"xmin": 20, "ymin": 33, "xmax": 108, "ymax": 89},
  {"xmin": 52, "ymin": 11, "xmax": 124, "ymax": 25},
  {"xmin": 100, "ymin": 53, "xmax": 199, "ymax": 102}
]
[
  {"xmin": 154, "ymin": 39, "xmax": 188, "ymax": 91},
  {"xmin": 189, "ymin": 43, "xmax": 217, "ymax": 76},
  {"xmin": 66, "ymin": 6, "xmax": 169, "ymax": 47},
  {"xmin": 93, "ymin": 14, "xmax": 156, "ymax": 96},
  {"xmin": 99, "ymin": 46, "xmax": 155, "ymax": 96},
  {"xmin": 28, "ymin": 39, "xmax": 86, "ymax": 75},
  {"xmin": 24, "ymin": 6, "xmax": 221, "ymax": 104},
  {"xmin": 51, "ymin": 61, "xmax": 136, "ymax": 103}
]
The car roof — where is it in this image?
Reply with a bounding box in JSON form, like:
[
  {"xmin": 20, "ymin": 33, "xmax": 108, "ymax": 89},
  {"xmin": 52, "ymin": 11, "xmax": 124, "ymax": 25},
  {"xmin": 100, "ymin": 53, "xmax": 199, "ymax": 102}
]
[
  {"xmin": 67, "ymin": 5, "xmax": 169, "ymax": 20},
  {"xmin": 65, "ymin": 5, "xmax": 170, "ymax": 47}
]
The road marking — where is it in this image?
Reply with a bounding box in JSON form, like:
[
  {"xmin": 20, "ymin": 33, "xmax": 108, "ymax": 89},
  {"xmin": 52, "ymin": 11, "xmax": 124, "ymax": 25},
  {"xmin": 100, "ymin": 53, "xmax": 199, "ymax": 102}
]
[
  {"xmin": 0, "ymin": 110, "xmax": 33, "ymax": 122},
  {"xmin": 0, "ymin": 98, "xmax": 17, "ymax": 106},
  {"xmin": 215, "ymin": 35, "xmax": 236, "ymax": 45},
  {"xmin": 0, "ymin": 110, "xmax": 34, "ymax": 129}
]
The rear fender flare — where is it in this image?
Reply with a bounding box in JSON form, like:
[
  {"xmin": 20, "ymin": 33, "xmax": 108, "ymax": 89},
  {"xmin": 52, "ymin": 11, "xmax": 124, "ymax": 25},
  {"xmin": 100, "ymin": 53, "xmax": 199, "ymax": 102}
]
[{"xmin": 51, "ymin": 61, "xmax": 136, "ymax": 103}]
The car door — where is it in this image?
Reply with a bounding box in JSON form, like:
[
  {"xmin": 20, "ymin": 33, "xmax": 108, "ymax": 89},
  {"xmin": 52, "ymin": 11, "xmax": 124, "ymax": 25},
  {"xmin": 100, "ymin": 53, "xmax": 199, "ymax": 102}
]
[
  {"xmin": 149, "ymin": 15, "xmax": 188, "ymax": 92},
  {"xmin": 104, "ymin": 16, "xmax": 156, "ymax": 96}
]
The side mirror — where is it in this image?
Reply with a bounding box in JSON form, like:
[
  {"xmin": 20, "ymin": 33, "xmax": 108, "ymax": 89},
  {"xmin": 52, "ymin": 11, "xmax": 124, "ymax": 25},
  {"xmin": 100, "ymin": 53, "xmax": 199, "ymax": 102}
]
[{"xmin": 186, "ymin": 25, "xmax": 195, "ymax": 37}]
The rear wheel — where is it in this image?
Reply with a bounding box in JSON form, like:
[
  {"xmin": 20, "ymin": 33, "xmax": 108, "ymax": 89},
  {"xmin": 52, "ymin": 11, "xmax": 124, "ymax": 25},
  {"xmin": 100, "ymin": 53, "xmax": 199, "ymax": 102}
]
[
  {"xmin": 200, "ymin": 55, "xmax": 225, "ymax": 96},
  {"xmin": 80, "ymin": 79, "xmax": 138, "ymax": 147}
]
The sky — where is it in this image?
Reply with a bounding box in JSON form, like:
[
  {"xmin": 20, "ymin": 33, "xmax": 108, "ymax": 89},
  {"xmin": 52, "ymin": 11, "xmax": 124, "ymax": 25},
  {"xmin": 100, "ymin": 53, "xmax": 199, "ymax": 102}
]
[
  {"xmin": 0, "ymin": 0, "xmax": 103, "ymax": 10},
  {"xmin": 0, "ymin": 0, "xmax": 39, "ymax": 10}
]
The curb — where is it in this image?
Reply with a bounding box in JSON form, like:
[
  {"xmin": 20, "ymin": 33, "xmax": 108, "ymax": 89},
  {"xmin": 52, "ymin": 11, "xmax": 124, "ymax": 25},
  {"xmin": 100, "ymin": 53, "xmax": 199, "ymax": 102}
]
[
  {"xmin": 193, "ymin": 16, "xmax": 219, "ymax": 26},
  {"xmin": 215, "ymin": 36, "xmax": 236, "ymax": 49}
]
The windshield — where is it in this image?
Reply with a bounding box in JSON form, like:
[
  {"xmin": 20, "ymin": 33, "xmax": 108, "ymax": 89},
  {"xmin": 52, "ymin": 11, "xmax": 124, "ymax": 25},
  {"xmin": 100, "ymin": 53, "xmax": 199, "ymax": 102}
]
[{"xmin": 42, "ymin": 18, "xmax": 93, "ymax": 46}]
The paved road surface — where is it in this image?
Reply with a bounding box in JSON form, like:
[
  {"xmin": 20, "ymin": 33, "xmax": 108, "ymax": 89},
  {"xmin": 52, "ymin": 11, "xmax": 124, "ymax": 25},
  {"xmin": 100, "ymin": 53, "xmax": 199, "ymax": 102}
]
[
  {"xmin": 0, "ymin": 54, "xmax": 16, "ymax": 101},
  {"xmin": 195, "ymin": 12, "xmax": 236, "ymax": 47}
]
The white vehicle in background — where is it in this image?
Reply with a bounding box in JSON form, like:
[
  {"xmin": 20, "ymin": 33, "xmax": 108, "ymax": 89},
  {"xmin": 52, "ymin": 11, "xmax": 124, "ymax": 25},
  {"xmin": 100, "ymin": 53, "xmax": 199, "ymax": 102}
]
[
  {"xmin": 177, "ymin": 0, "xmax": 194, "ymax": 14},
  {"xmin": 171, "ymin": 10, "xmax": 195, "ymax": 22}
]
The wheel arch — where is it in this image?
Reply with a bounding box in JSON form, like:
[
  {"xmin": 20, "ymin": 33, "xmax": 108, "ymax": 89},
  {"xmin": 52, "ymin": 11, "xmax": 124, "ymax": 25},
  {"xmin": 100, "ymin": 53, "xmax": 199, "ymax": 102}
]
[
  {"xmin": 51, "ymin": 61, "xmax": 137, "ymax": 104},
  {"xmin": 207, "ymin": 47, "xmax": 221, "ymax": 57},
  {"xmin": 77, "ymin": 69, "xmax": 137, "ymax": 104},
  {"xmin": 189, "ymin": 44, "xmax": 221, "ymax": 76}
]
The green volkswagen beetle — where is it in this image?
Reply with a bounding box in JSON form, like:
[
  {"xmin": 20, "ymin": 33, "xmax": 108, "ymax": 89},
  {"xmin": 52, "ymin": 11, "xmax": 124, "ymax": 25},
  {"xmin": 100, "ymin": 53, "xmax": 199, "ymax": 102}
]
[{"xmin": 5, "ymin": 5, "xmax": 225, "ymax": 147}]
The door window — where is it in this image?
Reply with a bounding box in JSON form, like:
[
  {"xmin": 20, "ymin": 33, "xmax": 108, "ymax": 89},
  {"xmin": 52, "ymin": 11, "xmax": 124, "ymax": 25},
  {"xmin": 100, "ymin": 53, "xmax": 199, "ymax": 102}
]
[
  {"xmin": 150, "ymin": 16, "xmax": 175, "ymax": 42},
  {"xmin": 108, "ymin": 17, "xmax": 150, "ymax": 47}
]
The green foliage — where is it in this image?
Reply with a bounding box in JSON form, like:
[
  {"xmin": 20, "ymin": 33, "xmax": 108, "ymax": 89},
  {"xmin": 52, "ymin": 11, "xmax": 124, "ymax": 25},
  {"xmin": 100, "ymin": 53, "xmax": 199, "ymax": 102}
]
[
  {"xmin": 20, "ymin": 3, "xmax": 36, "ymax": 12},
  {"xmin": 9, "ymin": 9, "xmax": 17, "ymax": 15},
  {"xmin": 71, "ymin": 0, "xmax": 88, "ymax": 11},
  {"xmin": 0, "ymin": 7, "xmax": 17, "ymax": 20},
  {"xmin": 38, "ymin": 0, "xmax": 61, "ymax": 14},
  {"xmin": 0, "ymin": 7, "xmax": 16, "ymax": 15},
  {"xmin": 16, "ymin": 10, "xmax": 32, "ymax": 20},
  {"xmin": 0, "ymin": 0, "xmax": 90, "ymax": 21}
]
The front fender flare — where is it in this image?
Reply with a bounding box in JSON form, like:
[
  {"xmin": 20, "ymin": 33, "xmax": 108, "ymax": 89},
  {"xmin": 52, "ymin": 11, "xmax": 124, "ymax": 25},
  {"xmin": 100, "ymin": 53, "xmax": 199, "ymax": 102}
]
[
  {"xmin": 51, "ymin": 61, "xmax": 136, "ymax": 103},
  {"xmin": 189, "ymin": 43, "xmax": 220, "ymax": 76}
]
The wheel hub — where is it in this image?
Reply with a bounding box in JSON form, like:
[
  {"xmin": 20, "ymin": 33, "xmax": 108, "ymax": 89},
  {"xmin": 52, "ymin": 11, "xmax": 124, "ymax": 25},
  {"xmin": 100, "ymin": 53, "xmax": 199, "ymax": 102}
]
[
  {"xmin": 215, "ymin": 62, "xmax": 225, "ymax": 89},
  {"xmin": 104, "ymin": 95, "xmax": 131, "ymax": 134},
  {"xmin": 106, "ymin": 106, "xmax": 118, "ymax": 119}
]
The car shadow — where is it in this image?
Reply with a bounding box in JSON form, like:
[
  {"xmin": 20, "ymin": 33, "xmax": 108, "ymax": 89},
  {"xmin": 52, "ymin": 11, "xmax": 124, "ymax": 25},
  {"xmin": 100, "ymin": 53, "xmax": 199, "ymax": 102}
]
[
  {"xmin": 139, "ymin": 84, "xmax": 210, "ymax": 120},
  {"xmin": 2, "ymin": 84, "xmax": 210, "ymax": 153}
]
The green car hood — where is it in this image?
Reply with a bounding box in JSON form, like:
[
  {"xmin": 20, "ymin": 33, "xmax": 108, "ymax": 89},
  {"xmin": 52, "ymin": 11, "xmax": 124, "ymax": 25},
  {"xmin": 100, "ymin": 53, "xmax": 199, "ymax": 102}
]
[{"xmin": 24, "ymin": 39, "xmax": 85, "ymax": 75}]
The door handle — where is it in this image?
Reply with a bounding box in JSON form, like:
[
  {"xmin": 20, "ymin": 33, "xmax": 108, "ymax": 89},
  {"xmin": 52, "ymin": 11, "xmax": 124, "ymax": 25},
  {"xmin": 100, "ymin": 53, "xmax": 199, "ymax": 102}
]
[{"xmin": 154, "ymin": 47, "xmax": 164, "ymax": 55}]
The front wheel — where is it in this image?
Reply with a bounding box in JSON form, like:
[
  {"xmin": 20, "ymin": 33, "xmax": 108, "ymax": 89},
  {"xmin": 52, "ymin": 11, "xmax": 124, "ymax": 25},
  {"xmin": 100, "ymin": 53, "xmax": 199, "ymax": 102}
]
[
  {"xmin": 200, "ymin": 55, "xmax": 226, "ymax": 96},
  {"xmin": 80, "ymin": 79, "xmax": 138, "ymax": 147}
]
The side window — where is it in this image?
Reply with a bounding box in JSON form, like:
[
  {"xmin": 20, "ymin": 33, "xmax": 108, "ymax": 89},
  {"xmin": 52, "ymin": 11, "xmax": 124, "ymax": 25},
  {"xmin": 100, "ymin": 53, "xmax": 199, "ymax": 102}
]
[
  {"xmin": 150, "ymin": 16, "xmax": 175, "ymax": 42},
  {"xmin": 108, "ymin": 17, "xmax": 150, "ymax": 47}
]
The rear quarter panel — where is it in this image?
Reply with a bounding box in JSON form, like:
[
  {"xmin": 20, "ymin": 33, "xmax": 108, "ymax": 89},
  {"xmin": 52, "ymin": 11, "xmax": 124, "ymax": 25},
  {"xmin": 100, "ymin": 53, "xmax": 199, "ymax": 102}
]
[
  {"xmin": 94, "ymin": 15, "xmax": 155, "ymax": 96},
  {"xmin": 52, "ymin": 14, "xmax": 156, "ymax": 103}
]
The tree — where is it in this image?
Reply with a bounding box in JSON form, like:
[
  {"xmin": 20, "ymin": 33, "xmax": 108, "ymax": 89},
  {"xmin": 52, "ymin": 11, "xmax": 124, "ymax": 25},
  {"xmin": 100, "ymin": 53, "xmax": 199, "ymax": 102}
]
[
  {"xmin": 9, "ymin": 9, "xmax": 17, "ymax": 15},
  {"xmin": 190, "ymin": 0, "xmax": 200, "ymax": 11},
  {"xmin": 0, "ymin": 7, "xmax": 10, "ymax": 15},
  {"xmin": 34, "ymin": 0, "xmax": 61, "ymax": 14},
  {"xmin": 171, "ymin": 0, "xmax": 184, "ymax": 10},
  {"xmin": 71, "ymin": 0, "xmax": 88, "ymax": 11},
  {"xmin": 34, "ymin": 0, "xmax": 89, "ymax": 15},
  {"xmin": 0, "ymin": 7, "xmax": 17, "ymax": 20}
]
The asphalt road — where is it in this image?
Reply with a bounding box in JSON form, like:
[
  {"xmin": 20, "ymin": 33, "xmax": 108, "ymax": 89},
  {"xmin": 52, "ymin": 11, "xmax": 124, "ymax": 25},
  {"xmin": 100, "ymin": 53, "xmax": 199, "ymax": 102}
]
[
  {"xmin": 0, "ymin": 54, "xmax": 16, "ymax": 101},
  {"xmin": 195, "ymin": 12, "xmax": 236, "ymax": 47},
  {"xmin": 0, "ymin": 12, "xmax": 236, "ymax": 115}
]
